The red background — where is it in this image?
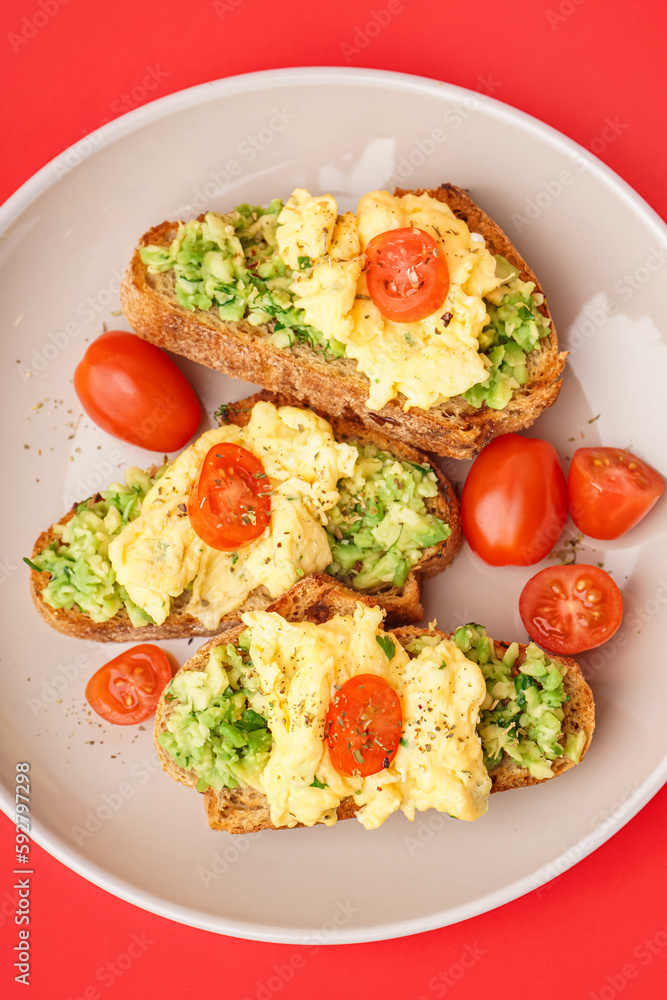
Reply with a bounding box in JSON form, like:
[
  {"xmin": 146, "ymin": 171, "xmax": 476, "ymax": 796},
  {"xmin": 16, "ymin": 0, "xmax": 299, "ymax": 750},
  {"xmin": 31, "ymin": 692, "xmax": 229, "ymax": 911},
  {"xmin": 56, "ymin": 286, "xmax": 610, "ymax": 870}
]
[{"xmin": 2, "ymin": 0, "xmax": 667, "ymax": 997}]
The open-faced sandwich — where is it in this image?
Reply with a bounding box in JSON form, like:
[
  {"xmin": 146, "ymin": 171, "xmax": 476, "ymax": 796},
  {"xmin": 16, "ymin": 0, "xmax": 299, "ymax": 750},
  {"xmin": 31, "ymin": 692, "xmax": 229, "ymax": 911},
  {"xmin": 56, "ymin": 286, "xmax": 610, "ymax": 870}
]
[
  {"xmin": 27, "ymin": 393, "xmax": 461, "ymax": 639},
  {"xmin": 121, "ymin": 184, "xmax": 566, "ymax": 459},
  {"xmin": 154, "ymin": 575, "xmax": 595, "ymax": 833}
]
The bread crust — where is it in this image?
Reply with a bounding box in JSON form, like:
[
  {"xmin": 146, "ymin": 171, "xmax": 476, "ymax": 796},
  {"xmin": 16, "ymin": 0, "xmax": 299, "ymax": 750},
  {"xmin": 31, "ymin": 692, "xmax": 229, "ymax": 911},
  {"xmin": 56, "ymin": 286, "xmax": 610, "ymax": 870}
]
[
  {"xmin": 154, "ymin": 575, "xmax": 595, "ymax": 834},
  {"xmin": 121, "ymin": 184, "xmax": 567, "ymax": 460},
  {"xmin": 28, "ymin": 394, "xmax": 461, "ymax": 640}
]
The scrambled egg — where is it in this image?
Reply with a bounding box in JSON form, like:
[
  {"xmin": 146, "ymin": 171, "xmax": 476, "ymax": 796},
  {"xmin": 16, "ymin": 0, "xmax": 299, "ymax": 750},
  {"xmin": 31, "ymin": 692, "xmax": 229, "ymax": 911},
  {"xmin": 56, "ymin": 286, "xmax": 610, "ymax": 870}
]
[
  {"xmin": 241, "ymin": 604, "xmax": 491, "ymax": 830},
  {"xmin": 108, "ymin": 402, "xmax": 357, "ymax": 629},
  {"xmin": 276, "ymin": 188, "xmax": 502, "ymax": 411}
]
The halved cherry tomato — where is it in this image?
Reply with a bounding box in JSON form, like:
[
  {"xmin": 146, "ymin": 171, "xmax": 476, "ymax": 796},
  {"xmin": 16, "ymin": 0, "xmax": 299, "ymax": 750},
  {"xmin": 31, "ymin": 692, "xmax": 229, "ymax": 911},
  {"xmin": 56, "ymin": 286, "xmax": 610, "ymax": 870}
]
[
  {"xmin": 519, "ymin": 564, "xmax": 623, "ymax": 655},
  {"xmin": 325, "ymin": 673, "xmax": 403, "ymax": 777},
  {"xmin": 74, "ymin": 331, "xmax": 201, "ymax": 452},
  {"xmin": 85, "ymin": 644, "xmax": 173, "ymax": 725},
  {"xmin": 461, "ymin": 434, "xmax": 568, "ymax": 566},
  {"xmin": 188, "ymin": 443, "xmax": 271, "ymax": 550},
  {"xmin": 568, "ymin": 447, "xmax": 664, "ymax": 540},
  {"xmin": 365, "ymin": 227, "xmax": 450, "ymax": 323}
]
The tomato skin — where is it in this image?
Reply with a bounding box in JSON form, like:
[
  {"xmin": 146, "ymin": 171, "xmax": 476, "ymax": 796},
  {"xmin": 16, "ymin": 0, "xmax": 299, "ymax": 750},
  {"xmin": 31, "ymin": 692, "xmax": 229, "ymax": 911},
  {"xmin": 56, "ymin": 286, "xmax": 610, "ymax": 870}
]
[
  {"xmin": 188, "ymin": 443, "xmax": 271, "ymax": 550},
  {"xmin": 325, "ymin": 673, "xmax": 403, "ymax": 777},
  {"xmin": 461, "ymin": 434, "xmax": 568, "ymax": 566},
  {"xmin": 74, "ymin": 331, "xmax": 201, "ymax": 451},
  {"xmin": 519, "ymin": 564, "xmax": 623, "ymax": 655},
  {"xmin": 568, "ymin": 447, "xmax": 664, "ymax": 540},
  {"xmin": 365, "ymin": 227, "xmax": 450, "ymax": 323},
  {"xmin": 85, "ymin": 644, "xmax": 173, "ymax": 725}
]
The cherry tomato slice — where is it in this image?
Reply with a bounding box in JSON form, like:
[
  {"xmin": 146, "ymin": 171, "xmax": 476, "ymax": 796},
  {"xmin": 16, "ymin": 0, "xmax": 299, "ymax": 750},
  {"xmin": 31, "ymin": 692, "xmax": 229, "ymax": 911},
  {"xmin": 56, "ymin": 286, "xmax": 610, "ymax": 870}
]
[
  {"xmin": 85, "ymin": 644, "xmax": 173, "ymax": 725},
  {"xmin": 568, "ymin": 447, "xmax": 664, "ymax": 540},
  {"xmin": 325, "ymin": 673, "xmax": 403, "ymax": 777},
  {"xmin": 365, "ymin": 227, "xmax": 450, "ymax": 323},
  {"xmin": 188, "ymin": 443, "xmax": 271, "ymax": 550},
  {"xmin": 461, "ymin": 434, "xmax": 568, "ymax": 566},
  {"xmin": 74, "ymin": 331, "xmax": 201, "ymax": 452},
  {"xmin": 519, "ymin": 564, "xmax": 623, "ymax": 655}
]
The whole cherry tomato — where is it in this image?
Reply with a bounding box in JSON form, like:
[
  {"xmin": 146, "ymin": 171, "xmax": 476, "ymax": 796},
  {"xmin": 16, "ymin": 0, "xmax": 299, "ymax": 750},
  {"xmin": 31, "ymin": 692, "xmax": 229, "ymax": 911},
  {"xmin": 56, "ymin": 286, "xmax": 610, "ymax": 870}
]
[
  {"xmin": 74, "ymin": 330, "xmax": 201, "ymax": 451},
  {"xmin": 461, "ymin": 434, "xmax": 568, "ymax": 566}
]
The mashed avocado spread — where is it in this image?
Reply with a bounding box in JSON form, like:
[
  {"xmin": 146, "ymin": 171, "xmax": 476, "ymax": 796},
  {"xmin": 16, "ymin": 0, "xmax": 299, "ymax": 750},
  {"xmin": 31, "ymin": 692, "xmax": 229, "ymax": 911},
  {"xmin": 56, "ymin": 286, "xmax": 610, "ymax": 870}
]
[
  {"xmin": 26, "ymin": 468, "xmax": 161, "ymax": 625},
  {"xmin": 325, "ymin": 444, "xmax": 450, "ymax": 590},
  {"xmin": 140, "ymin": 202, "xmax": 550, "ymax": 410},
  {"xmin": 140, "ymin": 202, "xmax": 346, "ymax": 360},
  {"xmin": 27, "ymin": 441, "xmax": 449, "ymax": 625},
  {"xmin": 157, "ymin": 632, "xmax": 272, "ymax": 793},
  {"xmin": 453, "ymin": 624, "xmax": 585, "ymax": 776},
  {"xmin": 463, "ymin": 256, "xmax": 551, "ymax": 410},
  {"xmin": 159, "ymin": 621, "xmax": 584, "ymax": 795},
  {"xmin": 401, "ymin": 625, "xmax": 584, "ymax": 780}
]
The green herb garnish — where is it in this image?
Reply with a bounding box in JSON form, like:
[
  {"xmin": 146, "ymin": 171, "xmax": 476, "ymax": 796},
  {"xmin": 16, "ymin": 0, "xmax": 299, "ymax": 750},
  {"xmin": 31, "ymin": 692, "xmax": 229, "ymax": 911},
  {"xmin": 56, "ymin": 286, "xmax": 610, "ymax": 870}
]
[{"xmin": 376, "ymin": 635, "xmax": 396, "ymax": 660}]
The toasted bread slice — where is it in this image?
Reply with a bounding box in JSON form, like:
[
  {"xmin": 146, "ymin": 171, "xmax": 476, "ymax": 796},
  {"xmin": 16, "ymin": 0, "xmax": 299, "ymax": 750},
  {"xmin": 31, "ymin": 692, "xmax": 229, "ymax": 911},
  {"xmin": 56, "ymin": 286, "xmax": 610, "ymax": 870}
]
[
  {"xmin": 28, "ymin": 393, "xmax": 461, "ymax": 640},
  {"xmin": 154, "ymin": 574, "xmax": 595, "ymax": 834},
  {"xmin": 121, "ymin": 184, "xmax": 567, "ymax": 460}
]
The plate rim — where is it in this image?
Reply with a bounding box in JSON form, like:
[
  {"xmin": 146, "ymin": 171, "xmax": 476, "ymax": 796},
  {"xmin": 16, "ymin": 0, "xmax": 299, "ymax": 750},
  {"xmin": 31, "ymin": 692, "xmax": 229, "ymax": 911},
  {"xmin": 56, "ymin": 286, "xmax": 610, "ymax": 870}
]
[
  {"xmin": 2, "ymin": 65, "xmax": 666, "ymax": 245},
  {"xmin": 8, "ymin": 758, "xmax": 666, "ymax": 944}
]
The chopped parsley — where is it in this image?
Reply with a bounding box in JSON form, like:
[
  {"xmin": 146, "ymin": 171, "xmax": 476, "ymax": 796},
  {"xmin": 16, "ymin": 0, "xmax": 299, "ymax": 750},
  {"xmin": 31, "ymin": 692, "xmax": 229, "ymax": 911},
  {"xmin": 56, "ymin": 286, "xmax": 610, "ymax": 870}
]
[{"xmin": 376, "ymin": 635, "xmax": 396, "ymax": 660}]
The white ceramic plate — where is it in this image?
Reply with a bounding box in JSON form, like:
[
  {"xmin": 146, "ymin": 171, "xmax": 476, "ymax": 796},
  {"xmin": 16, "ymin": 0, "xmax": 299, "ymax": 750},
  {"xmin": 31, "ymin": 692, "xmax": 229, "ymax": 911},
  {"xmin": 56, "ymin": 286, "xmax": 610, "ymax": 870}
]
[{"xmin": 1, "ymin": 67, "xmax": 666, "ymax": 945}]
